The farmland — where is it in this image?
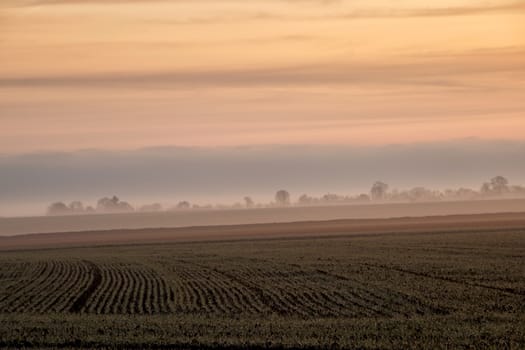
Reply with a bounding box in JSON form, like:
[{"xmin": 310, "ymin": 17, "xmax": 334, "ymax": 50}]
[
  {"xmin": 0, "ymin": 214, "xmax": 524, "ymax": 349},
  {"xmin": 3, "ymin": 198, "xmax": 525, "ymax": 236}
]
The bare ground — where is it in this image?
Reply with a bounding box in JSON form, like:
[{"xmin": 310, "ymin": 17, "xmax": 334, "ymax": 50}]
[{"xmin": 1, "ymin": 211, "xmax": 525, "ymax": 251}]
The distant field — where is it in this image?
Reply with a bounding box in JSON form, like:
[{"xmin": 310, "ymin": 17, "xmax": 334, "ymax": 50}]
[
  {"xmin": 3, "ymin": 198, "xmax": 525, "ymax": 236},
  {"xmin": 0, "ymin": 214, "xmax": 524, "ymax": 349}
]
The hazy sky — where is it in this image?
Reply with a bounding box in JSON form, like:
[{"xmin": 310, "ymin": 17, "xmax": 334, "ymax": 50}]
[
  {"xmin": 2, "ymin": 140, "xmax": 525, "ymax": 216},
  {"xmin": 1, "ymin": 0, "xmax": 524, "ymax": 153}
]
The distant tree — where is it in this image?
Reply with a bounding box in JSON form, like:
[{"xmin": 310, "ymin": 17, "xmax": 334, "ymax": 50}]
[
  {"xmin": 68, "ymin": 201, "xmax": 85, "ymax": 213},
  {"xmin": 510, "ymin": 185, "xmax": 525, "ymax": 195},
  {"xmin": 97, "ymin": 196, "xmax": 116, "ymax": 212},
  {"xmin": 97, "ymin": 195, "xmax": 134, "ymax": 213},
  {"xmin": 244, "ymin": 196, "xmax": 254, "ymax": 209},
  {"xmin": 298, "ymin": 194, "xmax": 313, "ymax": 205},
  {"xmin": 452, "ymin": 188, "xmax": 478, "ymax": 200},
  {"xmin": 408, "ymin": 187, "xmax": 431, "ymax": 202},
  {"xmin": 356, "ymin": 194, "xmax": 370, "ymax": 202},
  {"xmin": 491, "ymin": 176, "xmax": 509, "ymax": 194},
  {"xmin": 481, "ymin": 176, "xmax": 510, "ymax": 196},
  {"xmin": 177, "ymin": 201, "xmax": 191, "ymax": 209},
  {"xmin": 370, "ymin": 181, "xmax": 389, "ymax": 201},
  {"xmin": 47, "ymin": 202, "xmax": 70, "ymax": 216},
  {"xmin": 322, "ymin": 193, "xmax": 340, "ymax": 203},
  {"xmin": 480, "ymin": 182, "xmax": 492, "ymax": 195},
  {"xmin": 275, "ymin": 190, "xmax": 291, "ymax": 206},
  {"xmin": 119, "ymin": 201, "xmax": 134, "ymax": 212}
]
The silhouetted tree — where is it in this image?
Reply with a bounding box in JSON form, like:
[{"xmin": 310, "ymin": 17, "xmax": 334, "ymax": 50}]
[
  {"xmin": 322, "ymin": 193, "xmax": 342, "ymax": 203},
  {"xmin": 68, "ymin": 201, "xmax": 84, "ymax": 213},
  {"xmin": 480, "ymin": 182, "xmax": 492, "ymax": 195},
  {"xmin": 298, "ymin": 194, "xmax": 314, "ymax": 205},
  {"xmin": 97, "ymin": 195, "xmax": 134, "ymax": 213},
  {"xmin": 510, "ymin": 185, "xmax": 525, "ymax": 195},
  {"xmin": 177, "ymin": 201, "xmax": 191, "ymax": 209},
  {"xmin": 244, "ymin": 196, "xmax": 254, "ymax": 208},
  {"xmin": 370, "ymin": 181, "xmax": 389, "ymax": 201},
  {"xmin": 481, "ymin": 176, "xmax": 510, "ymax": 196},
  {"xmin": 275, "ymin": 190, "xmax": 291, "ymax": 206},
  {"xmin": 408, "ymin": 187, "xmax": 432, "ymax": 202},
  {"xmin": 457, "ymin": 188, "xmax": 477, "ymax": 198},
  {"xmin": 356, "ymin": 194, "xmax": 370, "ymax": 202},
  {"xmin": 47, "ymin": 202, "xmax": 70, "ymax": 216},
  {"xmin": 491, "ymin": 176, "xmax": 509, "ymax": 194}
]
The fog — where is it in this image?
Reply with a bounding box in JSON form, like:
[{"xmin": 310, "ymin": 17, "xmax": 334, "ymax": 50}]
[{"xmin": 1, "ymin": 139, "xmax": 525, "ymax": 217}]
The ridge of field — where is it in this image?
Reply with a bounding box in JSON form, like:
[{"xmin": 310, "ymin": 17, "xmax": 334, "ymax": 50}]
[
  {"xmin": 1, "ymin": 212, "xmax": 525, "ymax": 251},
  {"xmin": 2, "ymin": 198, "xmax": 525, "ymax": 236},
  {"xmin": 0, "ymin": 224, "xmax": 524, "ymax": 349}
]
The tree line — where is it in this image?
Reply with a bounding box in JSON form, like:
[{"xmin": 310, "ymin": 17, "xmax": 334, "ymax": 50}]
[{"xmin": 47, "ymin": 176, "xmax": 525, "ymax": 216}]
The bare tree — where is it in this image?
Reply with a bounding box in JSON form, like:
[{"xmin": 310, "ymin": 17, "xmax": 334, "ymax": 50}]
[
  {"xmin": 177, "ymin": 201, "xmax": 191, "ymax": 209},
  {"xmin": 491, "ymin": 176, "xmax": 509, "ymax": 194},
  {"xmin": 480, "ymin": 182, "xmax": 492, "ymax": 195},
  {"xmin": 47, "ymin": 202, "xmax": 70, "ymax": 216},
  {"xmin": 244, "ymin": 196, "xmax": 254, "ymax": 209},
  {"xmin": 298, "ymin": 194, "xmax": 314, "ymax": 206},
  {"xmin": 481, "ymin": 176, "xmax": 510, "ymax": 196},
  {"xmin": 275, "ymin": 190, "xmax": 291, "ymax": 206},
  {"xmin": 322, "ymin": 193, "xmax": 342, "ymax": 203},
  {"xmin": 356, "ymin": 194, "xmax": 370, "ymax": 202},
  {"xmin": 370, "ymin": 181, "xmax": 389, "ymax": 201},
  {"xmin": 68, "ymin": 201, "xmax": 84, "ymax": 213},
  {"xmin": 97, "ymin": 195, "xmax": 134, "ymax": 213},
  {"xmin": 510, "ymin": 185, "xmax": 525, "ymax": 195}
]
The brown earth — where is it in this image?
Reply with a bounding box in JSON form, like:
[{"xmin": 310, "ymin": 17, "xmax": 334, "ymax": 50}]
[
  {"xmin": 2, "ymin": 198, "xmax": 525, "ymax": 237},
  {"xmin": 1, "ymin": 212, "xmax": 525, "ymax": 251}
]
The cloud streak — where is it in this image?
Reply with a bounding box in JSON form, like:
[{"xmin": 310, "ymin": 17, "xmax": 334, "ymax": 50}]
[
  {"xmin": 3, "ymin": 0, "xmax": 339, "ymax": 8},
  {"xmin": 4, "ymin": 1, "xmax": 523, "ymax": 21},
  {"xmin": 333, "ymin": 1, "xmax": 525, "ymax": 19},
  {"xmin": 140, "ymin": 1, "xmax": 525, "ymax": 25},
  {"xmin": 2, "ymin": 49, "xmax": 523, "ymax": 90}
]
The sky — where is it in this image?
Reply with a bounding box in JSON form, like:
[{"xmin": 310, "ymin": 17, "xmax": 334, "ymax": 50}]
[
  {"xmin": 1, "ymin": 0, "xmax": 524, "ymax": 153},
  {"xmin": 0, "ymin": 0, "xmax": 524, "ymax": 216}
]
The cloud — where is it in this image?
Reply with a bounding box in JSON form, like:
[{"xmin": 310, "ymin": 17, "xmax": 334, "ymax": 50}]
[
  {"xmin": 4, "ymin": 1, "xmax": 522, "ymax": 20},
  {"xmin": 331, "ymin": 1, "xmax": 525, "ymax": 19},
  {"xmin": 1, "ymin": 48, "xmax": 523, "ymax": 90},
  {"xmin": 138, "ymin": 1, "xmax": 525, "ymax": 25},
  {"xmin": 3, "ymin": 0, "xmax": 339, "ymax": 8}
]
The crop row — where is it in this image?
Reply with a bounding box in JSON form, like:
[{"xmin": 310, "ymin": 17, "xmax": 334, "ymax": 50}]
[
  {"xmin": 0, "ymin": 259, "xmax": 175, "ymax": 315},
  {"xmin": 0, "ymin": 260, "xmax": 93, "ymax": 313},
  {"xmin": 0, "ymin": 256, "xmax": 484, "ymax": 317},
  {"xmin": 80, "ymin": 262, "xmax": 174, "ymax": 314},
  {"xmin": 163, "ymin": 257, "xmax": 444, "ymax": 318}
]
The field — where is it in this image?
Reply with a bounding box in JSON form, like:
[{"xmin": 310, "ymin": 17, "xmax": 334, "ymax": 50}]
[
  {"xmin": 3, "ymin": 198, "xmax": 525, "ymax": 236},
  {"xmin": 0, "ymin": 214, "xmax": 524, "ymax": 349}
]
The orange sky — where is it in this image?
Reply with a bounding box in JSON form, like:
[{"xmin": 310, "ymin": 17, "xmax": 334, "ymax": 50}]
[{"xmin": 1, "ymin": 0, "xmax": 524, "ymax": 153}]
